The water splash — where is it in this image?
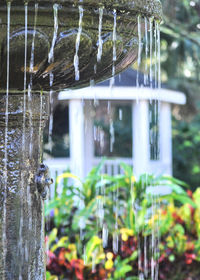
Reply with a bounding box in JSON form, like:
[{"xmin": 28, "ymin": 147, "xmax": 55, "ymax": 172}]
[{"xmin": 74, "ymin": 5, "xmax": 84, "ymax": 81}]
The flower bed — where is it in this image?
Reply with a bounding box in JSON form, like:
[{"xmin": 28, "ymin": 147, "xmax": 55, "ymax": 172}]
[{"xmin": 45, "ymin": 163, "xmax": 200, "ymax": 280}]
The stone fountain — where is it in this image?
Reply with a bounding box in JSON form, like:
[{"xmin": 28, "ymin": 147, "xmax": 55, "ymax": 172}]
[{"xmin": 0, "ymin": 0, "xmax": 162, "ymax": 279}]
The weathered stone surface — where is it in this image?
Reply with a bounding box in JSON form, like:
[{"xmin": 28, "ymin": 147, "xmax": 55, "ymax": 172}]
[{"xmin": 0, "ymin": 92, "xmax": 49, "ymax": 280}]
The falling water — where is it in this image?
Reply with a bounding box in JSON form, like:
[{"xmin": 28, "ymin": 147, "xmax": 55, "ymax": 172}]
[
  {"xmin": 149, "ymin": 18, "xmax": 153, "ymax": 89},
  {"xmin": 107, "ymin": 8, "xmax": 120, "ymax": 248},
  {"xmin": 157, "ymin": 22, "xmax": 161, "ymax": 90},
  {"xmin": 39, "ymin": 91, "xmax": 44, "ymax": 162},
  {"xmin": 28, "ymin": 3, "xmax": 39, "ymax": 157},
  {"xmin": 136, "ymin": 15, "xmax": 142, "ymax": 88},
  {"xmin": 29, "ymin": 3, "xmax": 38, "ymax": 75},
  {"xmin": 109, "ymin": 9, "xmax": 117, "ymax": 92},
  {"xmin": 26, "ymin": 5, "xmax": 39, "ymax": 279},
  {"xmin": 22, "ymin": 3, "xmax": 28, "ymax": 149},
  {"xmin": 74, "ymin": 5, "xmax": 84, "ymax": 81},
  {"xmin": 109, "ymin": 119, "xmax": 115, "ymax": 153},
  {"xmin": 48, "ymin": 72, "xmax": 54, "ymax": 154},
  {"xmin": 154, "ymin": 24, "xmax": 157, "ymax": 89},
  {"xmin": 144, "ymin": 235, "xmax": 148, "ymax": 278},
  {"xmin": 45, "ymin": 4, "xmax": 59, "ymax": 241},
  {"xmin": 97, "ymin": 7, "xmax": 104, "ymax": 62},
  {"xmin": 119, "ymin": 108, "xmax": 123, "ymax": 121},
  {"xmin": 19, "ymin": 4, "xmax": 29, "ymax": 279},
  {"xmin": 151, "ymin": 195, "xmax": 155, "ymax": 280},
  {"xmin": 113, "ymin": 182, "xmax": 119, "ymax": 254},
  {"xmin": 107, "ymin": 100, "xmax": 111, "ymax": 114},
  {"xmin": 102, "ymin": 223, "xmax": 108, "ymax": 248},
  {"xmin": 48, "ymin": 4, "xmax": 59, "ymax": 64},
  {"xmin": 144, "ymin": 17, "xmax": 149, "ymax": 86},
  {"xmin": 3, "ymin": 3, "xmax": 11, "ymax": 278},
  {"xmin": 48, "ymin": 3, "xmax": 59, "ymax": 154},
  {"xmin": 96, "ymin": 192, "xmax": 104, "ymax": 228},
  {"xmin": 133, "ymin": 17, "xmax": 162, "ymax": 280}
]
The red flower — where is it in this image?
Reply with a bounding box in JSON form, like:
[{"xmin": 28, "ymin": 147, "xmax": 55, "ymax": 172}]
[
  {"xmin": 159, "ymin": 254, "xmax": 166, "ymax": 263},
  {"xmin": 187, "ymin": 190, "xmax": 193, "ymax": 198},
  {"xmin": 47, "ymin": 251, "xmax": 64, "ymax": 274},
  {"xmin": 188, "ymin": 204, "xmax": 195, "ymax": 217},
  {"xmin": 172, "ymin": 212, "xmax": 184, "ymax": 224},
  {"xmin": 71, "ymin": 259, "xmax": 84, "ymax": 280},
  {"xmin": 58, "ymin": 248, "xmax": 71, "ymax": 270},
  {"xmin": 184, "ymin": 253, "xmax": 196, "ymax": 264}
]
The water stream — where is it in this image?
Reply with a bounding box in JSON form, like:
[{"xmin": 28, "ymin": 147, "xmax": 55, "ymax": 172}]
[
  {"xmin": 144, "ymin": 17, "xmax": 149, "ymax": 86},
  {"xmin": 97, "ymin": 7, "xmax": 104, "ymax": 63},
  {"xmin": 109, "ymin": 9, "xmax": 117, "ymax": 91},
  {"xmin": 28, "ymin": 3, "xmax": 39, "ymax": 157},
  {"xmin": 74, "ymin": 5, "xmax": 84, "ymax": 81},
  {"xmin": 2, "ymin": 2, "xmax": 11, "ymax": 278},
  {"xmin": 48, "ymin": 4, "xmax": 59, "ymax": 155},
  {"xmin": 136, "ymin": 15, "xmax": 142, "ymax": 88},
  {"xmin": 18, "ymin": 4, "xmax": 29, "ymax": 279}
]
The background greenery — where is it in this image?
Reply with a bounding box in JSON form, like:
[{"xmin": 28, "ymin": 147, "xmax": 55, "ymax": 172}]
[{"xmin": 160, "ymin": 0, "xmax": 200, "ymax": 189}]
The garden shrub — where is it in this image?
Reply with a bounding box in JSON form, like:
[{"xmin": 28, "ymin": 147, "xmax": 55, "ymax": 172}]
[{"xmin": 45, "ymin": 163, "xmax": 200, "ymax": 280}]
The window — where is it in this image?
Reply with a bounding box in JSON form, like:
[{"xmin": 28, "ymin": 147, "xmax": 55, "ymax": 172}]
[
  {"xmin": 43, "ymin": 103, "xmax": 70, "ymax": 158},
  {"xmin": 93, "ymin": 101, "xmax": 132, "ymax": 158}
]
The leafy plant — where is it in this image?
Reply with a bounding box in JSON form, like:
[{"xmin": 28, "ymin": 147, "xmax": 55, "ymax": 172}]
[{"xmin": 45, "ymin": 162, "xmax": 200, "ymax": 280}]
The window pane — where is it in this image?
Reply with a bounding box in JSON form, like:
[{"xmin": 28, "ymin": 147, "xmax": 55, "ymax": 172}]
[
  {"xmin": 94, "ymin": 102, "xmax": 132, "ymax": 158},
  {"xmin": 43, "ymin": 103, "xmax": 70, "ymax": 158}
]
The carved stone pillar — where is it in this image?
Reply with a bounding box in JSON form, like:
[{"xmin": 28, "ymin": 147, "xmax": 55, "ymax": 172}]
[{"xmin": 0, "ymin": 92, "xmax": 49, "ymax": 280}]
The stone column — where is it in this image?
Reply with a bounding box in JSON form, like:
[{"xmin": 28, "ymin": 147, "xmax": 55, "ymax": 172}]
[{"xmin": 0, "ymin": 91, "xmax": 49, "ymax": 280}]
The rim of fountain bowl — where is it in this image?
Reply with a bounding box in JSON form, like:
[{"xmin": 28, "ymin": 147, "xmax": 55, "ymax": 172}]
[{"xmin": 10, "ymin": 0, "xmax": 163, "ymax": 21}]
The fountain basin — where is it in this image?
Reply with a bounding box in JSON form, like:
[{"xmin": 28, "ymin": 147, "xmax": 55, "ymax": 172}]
[{"xmin": 0, "ymin": 0, "xmax": 162, "ymax": 92}]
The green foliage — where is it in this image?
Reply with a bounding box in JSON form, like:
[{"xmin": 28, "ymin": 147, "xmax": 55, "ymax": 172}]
[
  {"xmin": 45, "ymin": 162, "xmax": 200, "ymax": 280},
  {"xmin": 161, "ymin": 0, "xmax": 200, "ymax": 90},
  {"xmin": 172, "ymin": 110, "xmax": 200, "ymax": 190}
]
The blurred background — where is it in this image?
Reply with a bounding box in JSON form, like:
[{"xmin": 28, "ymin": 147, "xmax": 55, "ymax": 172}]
[{"xmin": 45, "ymin": 2, "xmax": 200, "ymax": 279}]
